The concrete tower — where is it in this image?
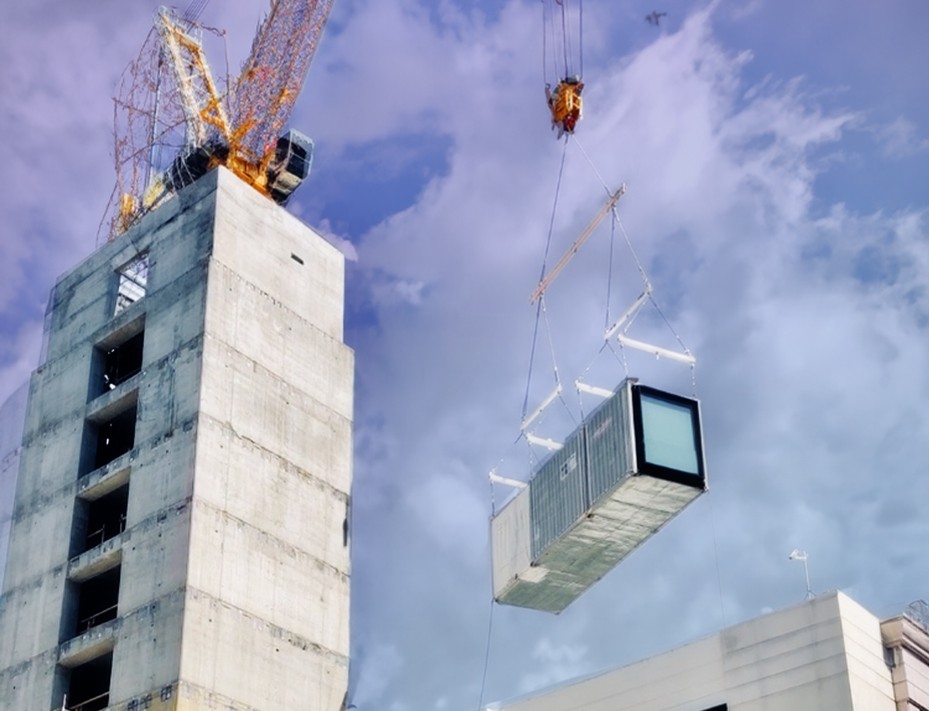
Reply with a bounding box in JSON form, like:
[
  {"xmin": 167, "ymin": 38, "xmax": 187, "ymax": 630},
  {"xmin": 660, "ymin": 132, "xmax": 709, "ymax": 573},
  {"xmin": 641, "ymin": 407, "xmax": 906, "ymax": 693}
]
[{"xmin": 0, "ymin": 168, "xmax": 353, "ymax": 710}]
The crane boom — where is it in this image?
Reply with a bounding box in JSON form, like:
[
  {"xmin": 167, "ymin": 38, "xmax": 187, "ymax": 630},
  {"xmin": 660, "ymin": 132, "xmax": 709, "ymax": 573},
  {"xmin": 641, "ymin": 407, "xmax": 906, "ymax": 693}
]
[
  {"xmin": 156, "ymin": 8, "xmax": 230, "ymax": 147},
  {"xmin": 233, "ymin": 0, "xmax": 335, "ymax": 170}
]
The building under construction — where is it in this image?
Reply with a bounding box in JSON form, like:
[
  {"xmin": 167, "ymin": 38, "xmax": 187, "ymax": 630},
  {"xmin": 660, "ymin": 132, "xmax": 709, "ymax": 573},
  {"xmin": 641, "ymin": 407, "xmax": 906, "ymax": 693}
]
[{"xmin": 0, "ymin": 167, "xmax": 353, "ymax": 710}]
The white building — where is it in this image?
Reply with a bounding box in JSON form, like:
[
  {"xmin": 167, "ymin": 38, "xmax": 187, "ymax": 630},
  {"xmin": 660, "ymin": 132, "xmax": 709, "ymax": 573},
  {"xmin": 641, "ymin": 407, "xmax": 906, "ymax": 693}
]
[{"xmin": 489, "ymin": 591, "xmax": 929, "ymax": 711}]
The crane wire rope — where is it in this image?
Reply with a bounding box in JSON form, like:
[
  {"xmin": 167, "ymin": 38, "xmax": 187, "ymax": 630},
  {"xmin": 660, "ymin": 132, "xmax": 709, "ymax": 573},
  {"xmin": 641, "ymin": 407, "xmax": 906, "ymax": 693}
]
[
  {"xmin": 570, "ymin": 133, "xmax": 696, "ymax": 393},
  {"xmin": 614, "ymin": 213, "xmax": 697, "ymax": 393},
  {"xmin": 559, "ymin": 0, "xmax": 570, "ymax": 77},
  {"xmin": 541, "ymin": 1, "xmax": 558, "ymax": 88},
  {"xmin": 575, "ymin": 214, "xmax": 619, "ymax": 421},
  {"xmin": 541, "ymin": 1, "xmax": 548, "ymax": 86},
  {"xmin": 708, "ymin": 490, "xmax": 729, "ymax": 628},
  {"xmin": 520, "ymin": 138, "xmax": 570, "ymax": 423},
  {"xmin": 579, "ymin": 0, "xmax": 584, "ymax": 77},
  {"xmin": 476, "ymin": 499, "xmax": 497, "ymax": 711}
]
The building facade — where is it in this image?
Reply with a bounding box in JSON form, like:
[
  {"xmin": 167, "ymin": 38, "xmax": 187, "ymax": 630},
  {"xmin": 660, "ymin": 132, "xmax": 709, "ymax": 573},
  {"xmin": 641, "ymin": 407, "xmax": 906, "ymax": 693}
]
[
  {"xmin": 489, "ymin": 591, "xmax": 929, "ymax": 711},
  {"xmin": 0, "ymin": 168, "xmax": 353, "ymax": 710}
]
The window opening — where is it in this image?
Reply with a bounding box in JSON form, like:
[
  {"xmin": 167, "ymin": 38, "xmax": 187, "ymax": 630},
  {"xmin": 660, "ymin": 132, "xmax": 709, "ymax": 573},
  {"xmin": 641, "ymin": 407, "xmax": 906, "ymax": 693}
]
[
  {"xmin": 94, "ymin": 330, "xmax": 145, "ymax": 396},
  {"xmin": 78, "ymin": 484, "xmax": 129, "ymax": 555},
  {"xmin": 74, "ymin": 566, "xmax": 121, "ymax": 636},
  {"xmin": 63, "ymin": 652, "xmax": 113, "ymax": 711},
  {"xmin": 114, "ymin": 253, "xmax": 149, "ymax": 315},
  {"xmin": 85, "ymin": 404, "xmax": 138, "ymax": 473}
]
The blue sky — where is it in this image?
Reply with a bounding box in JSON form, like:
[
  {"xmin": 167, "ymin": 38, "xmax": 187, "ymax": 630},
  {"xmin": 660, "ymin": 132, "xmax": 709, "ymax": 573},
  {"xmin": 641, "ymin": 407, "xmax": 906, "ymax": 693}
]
[{"xmin": 2, "ymin": 1, "xmax": 928, "ymax": 709}]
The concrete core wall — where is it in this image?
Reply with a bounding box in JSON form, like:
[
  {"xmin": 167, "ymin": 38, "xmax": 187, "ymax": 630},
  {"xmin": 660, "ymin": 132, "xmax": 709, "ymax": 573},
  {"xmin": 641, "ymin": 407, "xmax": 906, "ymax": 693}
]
[{"xmin": 0, "ymin": 168, "xmax": 353, "ymax": 711}]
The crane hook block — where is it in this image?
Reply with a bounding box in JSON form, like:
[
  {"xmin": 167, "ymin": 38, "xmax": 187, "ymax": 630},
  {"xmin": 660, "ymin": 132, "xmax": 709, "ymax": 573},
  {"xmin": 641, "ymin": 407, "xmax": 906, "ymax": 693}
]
[{"xmin": 546, "ymin": 75, "xmax": 584, "ymax": 137}]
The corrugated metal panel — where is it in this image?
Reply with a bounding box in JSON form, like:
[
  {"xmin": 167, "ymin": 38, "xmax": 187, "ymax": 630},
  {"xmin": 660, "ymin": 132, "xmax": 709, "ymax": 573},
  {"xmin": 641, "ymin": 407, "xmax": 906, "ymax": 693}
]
[
  {"xmin": 530, "ymin": 428, "xmax": 588, "ymax": 561},
  {"xmin": 585, "ymin": 385, "xmax": 632, "ymax": 504},
  {"xmin": 491, "ymin": 380, "xmax": 708, "ymax": 614}
]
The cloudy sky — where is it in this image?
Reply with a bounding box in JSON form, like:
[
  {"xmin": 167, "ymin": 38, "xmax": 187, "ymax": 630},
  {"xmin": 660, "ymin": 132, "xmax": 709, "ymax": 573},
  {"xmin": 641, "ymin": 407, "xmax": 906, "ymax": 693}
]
[{"xmin": 2, "ymin": 0, "xmax": 928, "ymax": 709}]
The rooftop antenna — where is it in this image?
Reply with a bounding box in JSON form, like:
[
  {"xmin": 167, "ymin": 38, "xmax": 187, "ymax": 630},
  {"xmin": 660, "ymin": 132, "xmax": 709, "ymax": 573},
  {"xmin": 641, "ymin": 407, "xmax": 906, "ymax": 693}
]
[{"xmin": 788, "ymin": 548, "xmax": 814, "ymax": 600}]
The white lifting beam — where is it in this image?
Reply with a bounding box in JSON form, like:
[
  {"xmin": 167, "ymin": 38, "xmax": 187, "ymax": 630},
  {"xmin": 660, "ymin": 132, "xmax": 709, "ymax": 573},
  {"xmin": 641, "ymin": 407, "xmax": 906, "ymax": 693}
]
[
  {"xmin": 530, "ymin": 185, "xmax": 626, "ymax": 304},
  {"xmin": 525, "ymin": 433, "xmax": 564, "ymax": 451},
  {"xmin": 604, "ymin": 284, "xmax": 652, "ymax": 341},
  {"xmin": 488, "ymin": 470, "xmax": 528, "ymax": 489},
  {"xmin": 575, "ymin": 380, "xmax": 614, "ymax": 399},
  {"xmin": 616, "ymin": 334, "xmax": 696, "ymax": 365},
  {"xmin": 521, "ymin": 384, "xmax": 562, "ymax": 432}
]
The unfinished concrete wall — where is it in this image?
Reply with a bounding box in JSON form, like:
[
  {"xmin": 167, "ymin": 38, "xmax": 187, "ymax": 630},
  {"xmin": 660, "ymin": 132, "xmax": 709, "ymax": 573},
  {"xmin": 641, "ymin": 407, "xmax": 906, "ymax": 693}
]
[
  {"xmin": 0, "ymin": 382, "xmax": 29, "ymax": 593},
  {"xmin": 176, "ymin": 168, "xmax": 352, "ymax": 709},
  {"xmin": 0, "ymin": 167, "xmax": 352, "ymax": 711}
]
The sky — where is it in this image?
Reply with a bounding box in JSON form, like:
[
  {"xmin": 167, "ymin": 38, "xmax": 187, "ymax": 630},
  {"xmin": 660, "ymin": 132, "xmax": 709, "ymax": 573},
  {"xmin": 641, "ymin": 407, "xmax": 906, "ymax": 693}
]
[{"xmin": 1, "ymin": 0, "xmax": 928, "ymax": 709}]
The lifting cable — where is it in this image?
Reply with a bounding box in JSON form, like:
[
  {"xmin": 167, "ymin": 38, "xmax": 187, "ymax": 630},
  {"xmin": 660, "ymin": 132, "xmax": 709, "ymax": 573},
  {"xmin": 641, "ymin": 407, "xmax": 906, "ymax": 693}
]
[
  {"xmin": 520, "ymin": 138, "xmax": 569, "ymax": 424},
  {"xmin": 542, "ymin": 0, "xmax": 583, "ymax": 84},
  {"xmin": 476, "ymin": 474, "xmax": 498, "ymax": 711},
  {"xmin": 579, "ymin": 0, "xmax": 584, "ymax": 77},
  {"xmin": 571, "ymin": 134, "xmax": 695, "ymax": 387},
  {"xmin": 559, "ymin": 0, "xmax": 570, "ymax": 77}
]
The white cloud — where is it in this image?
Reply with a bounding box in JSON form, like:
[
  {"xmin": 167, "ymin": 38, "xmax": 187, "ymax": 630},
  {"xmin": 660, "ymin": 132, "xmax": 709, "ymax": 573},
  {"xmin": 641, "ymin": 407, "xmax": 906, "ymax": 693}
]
[
  {"xmin": 2, "ymin": 2, "xmax": 927, "ymax": 710},
  {"xmin": 337, "ymin": 2, "xmax": 929, "ymax": 708},
  {"xmin": 517, "ymin": 638, "xmax": 590, "ymax": 694},
  {"xmin": 874, "ymin": 116, "xmax": 929, "ymax": 158},
  {"xmin": 350, "ymin": 642, "xmax": 405, "ymax": 706}
]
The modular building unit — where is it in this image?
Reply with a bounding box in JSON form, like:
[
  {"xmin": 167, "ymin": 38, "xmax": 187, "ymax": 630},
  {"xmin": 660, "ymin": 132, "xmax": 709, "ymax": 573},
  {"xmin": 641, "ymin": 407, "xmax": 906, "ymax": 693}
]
[{"xmin": 492, "ymin": 379, "xmax": 706, "ymax": 613}]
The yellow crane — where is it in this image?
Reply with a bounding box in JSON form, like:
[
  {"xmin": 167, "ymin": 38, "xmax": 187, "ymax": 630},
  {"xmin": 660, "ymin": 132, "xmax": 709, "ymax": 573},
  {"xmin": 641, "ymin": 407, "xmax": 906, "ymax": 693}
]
[{"xmin": 105, "ymin": 0, "xmax": 334, "ymax": 241}]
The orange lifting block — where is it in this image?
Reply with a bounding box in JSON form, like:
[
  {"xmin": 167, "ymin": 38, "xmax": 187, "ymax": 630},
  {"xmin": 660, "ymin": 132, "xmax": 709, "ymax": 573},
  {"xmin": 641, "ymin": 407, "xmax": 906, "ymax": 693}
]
[{"xmin": 546, "ymin": 76, "xmax": 584, "ymax": 136}]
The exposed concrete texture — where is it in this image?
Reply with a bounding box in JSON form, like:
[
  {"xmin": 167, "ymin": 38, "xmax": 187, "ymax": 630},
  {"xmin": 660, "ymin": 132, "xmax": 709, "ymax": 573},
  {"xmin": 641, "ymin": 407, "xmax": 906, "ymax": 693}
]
[
  {"xmin": 1, "ymin": 383, "xmax": 31, "ymax": 589},
  {"xmin": 489, "ymin": 592, "xmax": 898, "ymax": 711},
  {"xmin": 0, "ymin": 167, "xmax": 352, "ymax": 710}
]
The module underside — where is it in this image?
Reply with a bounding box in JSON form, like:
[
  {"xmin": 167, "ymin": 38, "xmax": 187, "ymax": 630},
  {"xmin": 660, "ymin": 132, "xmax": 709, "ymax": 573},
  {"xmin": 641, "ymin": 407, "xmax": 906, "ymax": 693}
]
[{"xmin": 493, "ymin": 473, "xmax": 701, "ymax": 613}]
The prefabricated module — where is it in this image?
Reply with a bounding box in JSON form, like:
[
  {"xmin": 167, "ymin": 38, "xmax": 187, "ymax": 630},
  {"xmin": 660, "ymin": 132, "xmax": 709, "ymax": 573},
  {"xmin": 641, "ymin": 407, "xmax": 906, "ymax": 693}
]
[{"xmin": 491, "ymin": 378, "xmax": 707, "ymax": 613}]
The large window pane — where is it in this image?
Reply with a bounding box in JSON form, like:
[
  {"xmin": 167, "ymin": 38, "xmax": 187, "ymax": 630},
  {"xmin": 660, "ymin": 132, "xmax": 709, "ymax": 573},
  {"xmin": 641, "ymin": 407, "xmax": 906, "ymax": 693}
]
[{"xmin": 640, "ymin": 394, "xmax": 699, "ymax": 474}]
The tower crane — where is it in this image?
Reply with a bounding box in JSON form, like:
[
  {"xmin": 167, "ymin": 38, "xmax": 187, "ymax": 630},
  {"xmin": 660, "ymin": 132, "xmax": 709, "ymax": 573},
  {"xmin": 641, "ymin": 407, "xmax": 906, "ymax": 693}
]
[{"xmin": 105, "ymin": 0, "xmax": 334, "ymax": 241}]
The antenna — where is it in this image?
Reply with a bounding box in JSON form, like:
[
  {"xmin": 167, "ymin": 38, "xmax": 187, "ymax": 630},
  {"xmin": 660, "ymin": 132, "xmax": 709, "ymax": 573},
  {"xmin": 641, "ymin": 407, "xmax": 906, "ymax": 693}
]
[{"xmin": 788, "ymin": 548, "xmax": 814, "ymax": 600}]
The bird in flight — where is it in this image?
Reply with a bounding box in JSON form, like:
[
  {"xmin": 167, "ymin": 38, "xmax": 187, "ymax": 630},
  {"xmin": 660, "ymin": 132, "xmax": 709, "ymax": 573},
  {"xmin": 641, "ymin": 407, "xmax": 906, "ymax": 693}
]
[{"xmin": 645, "ymin": 10, "xmax": 667, "ymax": 26}]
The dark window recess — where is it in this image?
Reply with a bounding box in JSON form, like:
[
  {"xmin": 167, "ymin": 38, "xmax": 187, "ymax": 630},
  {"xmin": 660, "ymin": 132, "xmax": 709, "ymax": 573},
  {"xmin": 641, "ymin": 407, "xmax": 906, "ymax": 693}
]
[
  {"xmin": 75, "ymin": 566, "xmax": 120, "ymax": 636},
  {"xmin": 64, "ymin": 652, "xmax": 113, "ymax": 711},
  {"xmin": 91, "ymin": 405, "xmax": 138, "ymax": 471},
  {"xmin": 79, "ymin": 484, "xmax": 129, "ymax": 554},
  {"xmin": 98, "ymin": 330, "xmax": 144, "ymax": 393},
  {"xmin": 700, "ymin": 705, "xmax": 728, "ymax": 711}
]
